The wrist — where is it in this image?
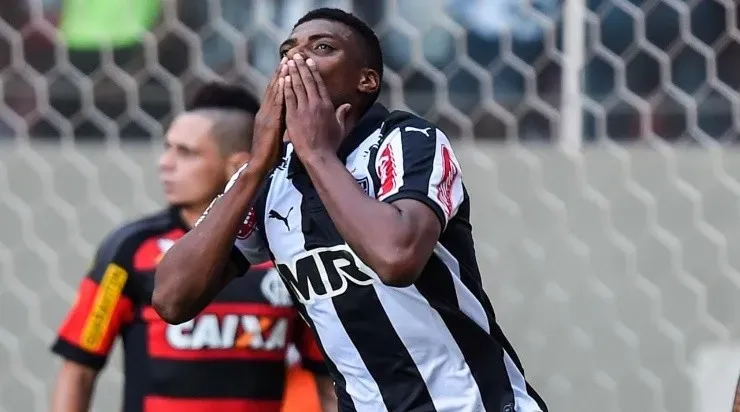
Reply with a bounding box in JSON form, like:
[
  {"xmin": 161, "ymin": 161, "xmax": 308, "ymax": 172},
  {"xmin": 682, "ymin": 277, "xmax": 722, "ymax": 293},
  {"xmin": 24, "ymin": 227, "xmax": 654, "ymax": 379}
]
[
  {"xmin": 298, "ymin": 148, "xmax": 335, "ymax": 168},
  {"xmin": 246, "ymin": 157, "xmax": 274, "ymax": 179},
  {"xmin": 242, "ymin": 160, "xmax": 270, "ymax": 182}
]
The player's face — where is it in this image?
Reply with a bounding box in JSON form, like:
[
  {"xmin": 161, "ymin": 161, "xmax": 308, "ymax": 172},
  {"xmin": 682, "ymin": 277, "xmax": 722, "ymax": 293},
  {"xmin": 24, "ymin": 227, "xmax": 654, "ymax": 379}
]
[
  {"xmin": 158, "ymin": 113, "xmax": 228, "ymax": 209},
  {"xmin": 279, "ymin": 19, "xmax": 368, "ymax": 107}
]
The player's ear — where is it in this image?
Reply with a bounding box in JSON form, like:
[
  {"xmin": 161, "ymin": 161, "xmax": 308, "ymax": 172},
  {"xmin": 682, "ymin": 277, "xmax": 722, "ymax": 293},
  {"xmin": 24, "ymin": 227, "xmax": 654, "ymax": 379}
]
[
  {"xmin": 225, "ymin": 151, "xmax": 251, "ymax": 177},
  {"xmin": 357, "ymin": 68, "xmax": 379, "ymax": 95}
]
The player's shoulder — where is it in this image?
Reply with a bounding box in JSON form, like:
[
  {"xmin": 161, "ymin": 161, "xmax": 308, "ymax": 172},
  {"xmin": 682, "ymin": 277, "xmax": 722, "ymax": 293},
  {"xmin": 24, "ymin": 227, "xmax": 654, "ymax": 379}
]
[
  {"xmin": 380, "ymin": 110, "xmax": 438, "ymax": 136},
  {"xmin": 95, "ymin": 208, "xmax": 179, "ymax": 262}
]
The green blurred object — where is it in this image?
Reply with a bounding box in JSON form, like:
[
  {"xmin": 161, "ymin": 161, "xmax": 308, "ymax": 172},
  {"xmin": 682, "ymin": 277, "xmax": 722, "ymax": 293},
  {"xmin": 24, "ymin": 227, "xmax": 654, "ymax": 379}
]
[{"xmin": 59, "ymin": 0, "xmax": 161, "ymax": 49}]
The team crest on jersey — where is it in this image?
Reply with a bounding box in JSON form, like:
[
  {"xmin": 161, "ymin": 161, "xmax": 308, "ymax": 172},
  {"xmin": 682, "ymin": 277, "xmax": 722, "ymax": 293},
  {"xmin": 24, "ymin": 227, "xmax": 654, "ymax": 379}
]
[
  {"xmin": 236, "ymin": 208, "xmax": 258, "ymax": 239},
  {"xmin": 355, "ymin": 176, "xmax": 370, "ymax": 195},
  {"xmin": 260, "ymin": 268, "xmax": 293, "ymax": 307}
]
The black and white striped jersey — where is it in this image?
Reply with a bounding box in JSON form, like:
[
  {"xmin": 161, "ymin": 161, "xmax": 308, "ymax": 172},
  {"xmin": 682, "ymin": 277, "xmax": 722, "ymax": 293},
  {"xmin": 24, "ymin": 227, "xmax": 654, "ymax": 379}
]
[{"xmin": 229, "ymin": 104, "xmax": 548, "ymax": 412}]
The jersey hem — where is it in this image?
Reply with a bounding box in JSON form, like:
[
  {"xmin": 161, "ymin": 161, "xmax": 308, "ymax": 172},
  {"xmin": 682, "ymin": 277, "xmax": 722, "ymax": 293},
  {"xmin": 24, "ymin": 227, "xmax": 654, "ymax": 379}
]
[
  {"xmin": 50, "ymin": 338, "xmax": 107, "ymax": 370},
  {"xmin": 381, "ymin": 191, "xmax": 447, "ymax": 231}
]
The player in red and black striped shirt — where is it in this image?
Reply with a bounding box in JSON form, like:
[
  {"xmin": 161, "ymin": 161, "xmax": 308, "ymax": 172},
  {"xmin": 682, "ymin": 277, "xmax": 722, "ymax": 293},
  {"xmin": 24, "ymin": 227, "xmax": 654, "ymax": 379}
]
[{"xmin": 49, "ymin": 83, "xmax": 336, "ymax": 412}]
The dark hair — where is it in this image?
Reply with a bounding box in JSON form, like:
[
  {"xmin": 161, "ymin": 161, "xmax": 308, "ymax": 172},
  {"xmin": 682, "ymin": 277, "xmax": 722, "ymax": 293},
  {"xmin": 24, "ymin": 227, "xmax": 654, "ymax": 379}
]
[
  {"xmin": 187, "ymin": 82, "xmax": 260, "ymax": 115},
  {"xmin": 294, "ymin": 8, "xmax": 383, "ymax": 101},
  {"xmin": 186, "ymin": 82, "xmax": 259, "ymax": 154}
]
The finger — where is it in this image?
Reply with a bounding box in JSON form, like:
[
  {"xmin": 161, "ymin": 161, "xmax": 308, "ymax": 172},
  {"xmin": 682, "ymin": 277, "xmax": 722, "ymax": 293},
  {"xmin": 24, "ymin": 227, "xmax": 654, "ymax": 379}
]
[
  {"xmin": 265, "ymin": 57, "xmax": 288, "ymax": 99},
  {"xmin": 274, "ymin": 63, "xmax": 288, "ymax": 98},
  {"xmin": 268, "ymin": 60, "xmax": 288, "ymax": 97},
  {"xmin": 293, "ymin": 54, "xmax": 319, "ymax": 101},
  {"xmin": 271, "ymin": 57, "xmax": 288, "ymax": 82},
  {"xmin": 287, "ymin": 59, "xmax": 307, "ymax": 107},
  {"xmin": 275, "ymin": 76, "xmax": 285, "ymax": 107},
  {"xmin": 284, "ymin": 75, "xmax": 297, "ymax": 114},
  {"xmin": 306, "ymin": 58, "xmax": 331, "ymax": 102}
]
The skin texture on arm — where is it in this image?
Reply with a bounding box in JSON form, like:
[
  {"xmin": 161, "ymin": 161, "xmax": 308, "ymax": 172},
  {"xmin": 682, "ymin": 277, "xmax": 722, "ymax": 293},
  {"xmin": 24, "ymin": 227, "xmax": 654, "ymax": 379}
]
[
  {"xmin": 302, "ymin": 152, "xmax": 440, "ymax": 286},
  {"xmin": 153, "ymin": 63, "xmax": 287, "ymax": 324},
  {"xmin": 152, "ymin": 162, "xmax": 268, "ymax": 324},
  {"xmin": 733, "ymin": 372, "xmax": 740, "ymax": 412},
  {"xmin": 50, "ymin": 361, "xmax": 97, "ymax": 412}
]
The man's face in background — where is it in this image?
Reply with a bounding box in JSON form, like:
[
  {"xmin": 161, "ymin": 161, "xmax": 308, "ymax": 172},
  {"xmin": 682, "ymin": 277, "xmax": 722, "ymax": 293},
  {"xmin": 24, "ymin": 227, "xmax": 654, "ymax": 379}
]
[{"xmin": 158, "ymin": 113, "xmax": 229, "ymax": 211}]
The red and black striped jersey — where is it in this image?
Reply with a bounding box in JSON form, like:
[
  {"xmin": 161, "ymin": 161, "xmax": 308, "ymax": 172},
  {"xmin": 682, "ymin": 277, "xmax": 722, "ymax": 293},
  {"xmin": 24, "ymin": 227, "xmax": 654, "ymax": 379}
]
[{"xmin": 51, "ymin": 207, "xmax": 327, "ymax": 412}]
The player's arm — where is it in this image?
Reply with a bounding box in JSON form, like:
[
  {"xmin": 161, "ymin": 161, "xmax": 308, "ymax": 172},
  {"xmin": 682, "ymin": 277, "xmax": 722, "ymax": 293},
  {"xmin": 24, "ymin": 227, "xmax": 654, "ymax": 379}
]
[
  {"xmin": 302, "ymin": 120, "xmax": 463, "ymax": 287},
  {"xmin": 153, "ymin": 162, "xmax": 269, "ymax": 324},
  {"xmin": 153, "ymin": 62, "xmax": 286, "ymax": 325},
  {"xmin": 294, "ymin": 322, "xmax": 337, "ymax": 412},
  {"xmin": 50, "ymin": 362, "xmax": 96, "ymax": 412},
  {"xmin": 50, "ymin": 233, "xmax": 137, "ymax": 412}
]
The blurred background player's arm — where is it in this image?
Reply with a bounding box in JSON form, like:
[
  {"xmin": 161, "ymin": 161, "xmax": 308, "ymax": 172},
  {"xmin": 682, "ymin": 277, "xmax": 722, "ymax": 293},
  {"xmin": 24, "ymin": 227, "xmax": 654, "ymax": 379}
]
[
  {"xmin": 297, "ymin": 322, "xmax": 337, "ymax": 412},
  {"xmin": 315, "ymin": 376, "xmax": 338, "ymax": 412},
  {"xmin": 49, "ymin": 231, "xmax": 136, "ymax": 412},
  {"xmin": 50, "ymin": 361, "xmax": 97, "ymax": 412}
]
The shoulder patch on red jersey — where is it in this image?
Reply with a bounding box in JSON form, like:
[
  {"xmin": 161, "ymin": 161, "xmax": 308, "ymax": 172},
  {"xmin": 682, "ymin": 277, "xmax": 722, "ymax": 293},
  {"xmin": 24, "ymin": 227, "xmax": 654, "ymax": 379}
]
[{"xmin": 133, "ymin": 228, "xmax": 185, "ymax": 271}]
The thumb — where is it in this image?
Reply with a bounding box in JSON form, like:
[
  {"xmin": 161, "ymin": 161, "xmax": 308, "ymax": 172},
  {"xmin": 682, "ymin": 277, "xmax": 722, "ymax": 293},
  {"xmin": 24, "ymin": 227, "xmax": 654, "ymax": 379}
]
[{"xmin": 335, "ymin": 103, "xmax": 352, "ymax": 132}]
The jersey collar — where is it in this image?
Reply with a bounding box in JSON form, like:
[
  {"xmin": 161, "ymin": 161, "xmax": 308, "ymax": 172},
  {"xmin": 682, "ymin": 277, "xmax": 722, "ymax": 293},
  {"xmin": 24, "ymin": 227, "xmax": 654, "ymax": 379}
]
[
  {"xmin": 168, "ymin": 206, "xmax": 191, "ymax": 230},
  {"xmin": 336, "ymin": 103, "xmax": 389, "ymax": 162},
  {"xmin": 288, "ymin": 103, "xmax": 389, "ymax": 178}
]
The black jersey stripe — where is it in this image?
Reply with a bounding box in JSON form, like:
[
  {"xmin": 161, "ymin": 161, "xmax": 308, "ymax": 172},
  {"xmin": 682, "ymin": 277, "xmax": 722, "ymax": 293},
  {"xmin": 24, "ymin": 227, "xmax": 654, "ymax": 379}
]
[
  {"xmin": 331, "ymin": 286, "xmax": 437, "ymax": 412},
  {"xmin": 415, "ymin": 255, "xmax": 516, "ymax": 412},
  {"xmin": 438, "ymin": 215, "xmax": 549, "ymax": 411},
  {"xmin": 289, "ymin": 171, "xmax": 359, "ymax": 412},
  {"xmin": 146, "ymin": 359, "xmax": 287, "ymax": 399}
]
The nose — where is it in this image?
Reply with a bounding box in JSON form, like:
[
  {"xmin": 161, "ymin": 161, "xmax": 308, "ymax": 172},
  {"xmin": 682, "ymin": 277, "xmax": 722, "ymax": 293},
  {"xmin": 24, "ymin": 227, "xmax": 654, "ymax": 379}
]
[
  {"xmin": 285, "ymin": 46, "xmax": 305, "ymax": 60},
  {"xmin": 158, "ymin": 149, "xmax": 174, "ymax": 173}
]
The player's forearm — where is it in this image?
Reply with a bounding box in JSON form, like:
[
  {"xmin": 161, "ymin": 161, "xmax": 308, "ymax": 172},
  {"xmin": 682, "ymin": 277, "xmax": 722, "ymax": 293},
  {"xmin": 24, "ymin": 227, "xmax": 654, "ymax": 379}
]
[
  {"xmin": 153, "ymin": 164, "xmax": 266, "ymax": 324},
  {"xmin": 315, "ymin": 376, "xmax": 338, "ymax": 412},
  {"xmin": 301, "ymin": 151, "xmax": 422, "ymax": 285},
  {"xmin": 50, "ymin": 362, "xmax": 96, "ymax": 412}
]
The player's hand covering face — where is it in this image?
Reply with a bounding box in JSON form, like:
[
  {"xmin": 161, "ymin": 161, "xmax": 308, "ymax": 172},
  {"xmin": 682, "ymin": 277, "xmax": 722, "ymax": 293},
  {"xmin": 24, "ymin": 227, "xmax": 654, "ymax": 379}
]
[
  {"xmin": 283, "ymin": 53, "xmax": 352, "ymax": 157},
  {"xmin": 251, "ymin": 59, "xmax": 289, "ymax": 171}
]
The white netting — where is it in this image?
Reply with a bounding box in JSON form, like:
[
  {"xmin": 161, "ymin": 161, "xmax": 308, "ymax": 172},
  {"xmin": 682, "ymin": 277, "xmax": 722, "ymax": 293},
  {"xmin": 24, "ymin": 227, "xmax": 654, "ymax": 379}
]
[{"xmin": 1, "ymin": 1, "xmax": 740, "ymax": 412}]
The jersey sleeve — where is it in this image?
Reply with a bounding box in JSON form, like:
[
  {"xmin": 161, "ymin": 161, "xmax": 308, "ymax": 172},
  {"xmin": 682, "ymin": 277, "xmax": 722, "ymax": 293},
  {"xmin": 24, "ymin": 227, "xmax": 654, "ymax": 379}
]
[
  {"xmin": 293, "ymin": 320, "xmax": 329, "ymax": 376},
  {"xmin": 374, "ymin": 118, "xmax": 465, "ymax": 230},
  {"xmin": 50, "ymin": 232, "xmax": 136, "ymax": 370},
  {"xmin": 196, "ymin": 162, "xmax": 272, "ymax": 275}
]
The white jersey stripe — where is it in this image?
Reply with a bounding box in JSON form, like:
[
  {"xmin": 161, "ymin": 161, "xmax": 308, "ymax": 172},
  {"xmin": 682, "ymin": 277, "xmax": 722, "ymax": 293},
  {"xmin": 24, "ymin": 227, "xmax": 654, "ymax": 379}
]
[
  {"xmin": 373, "ymin": 283, "xmax": 485, "ymax": 412},
  {"xmin": 504, "ymin": 351, "xmax": 544, "ymax": 412},
  {"xmin": 434, "ymin": 247, "xmax": 543, "ymax": 411},
  {"xmin": 305, "ymin": 299, "xmax": 388, "ymax": 412},
  {"xmin": 433, "ymin": 244, "xmax": 491, "ymax": 333}
]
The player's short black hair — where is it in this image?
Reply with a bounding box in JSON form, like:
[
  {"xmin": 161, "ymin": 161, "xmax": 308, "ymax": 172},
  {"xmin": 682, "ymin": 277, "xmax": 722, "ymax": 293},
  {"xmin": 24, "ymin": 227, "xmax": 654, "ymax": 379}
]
[
  {"xmin": 187, "ymin": 82, "xmax": 260, "ymax": 115},
  {"xmin": 294, "ymin": 8, "xmax": 383, "ymax": 102},
  {"xmin": 185, "ymin": 82, "xmax": 259, "ymax": 155}
]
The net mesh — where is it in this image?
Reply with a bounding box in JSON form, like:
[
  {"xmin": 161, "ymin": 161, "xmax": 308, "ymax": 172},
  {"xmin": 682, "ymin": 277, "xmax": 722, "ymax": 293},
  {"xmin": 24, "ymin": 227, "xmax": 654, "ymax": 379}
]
[{"xmin": 1, "ymin": 1, "xmax": 740, "ymax": 412}]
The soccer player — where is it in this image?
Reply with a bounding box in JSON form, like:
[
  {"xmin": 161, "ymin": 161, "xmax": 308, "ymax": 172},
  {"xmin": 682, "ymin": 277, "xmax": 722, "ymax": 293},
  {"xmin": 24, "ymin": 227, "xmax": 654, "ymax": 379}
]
[
  {"xmin": 154, "ymin": 8, "xmax": 549, "ymax": 412},
  {"xmin": 49, "ymin": 83, "xmax": 336, "ymax": 412}
]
